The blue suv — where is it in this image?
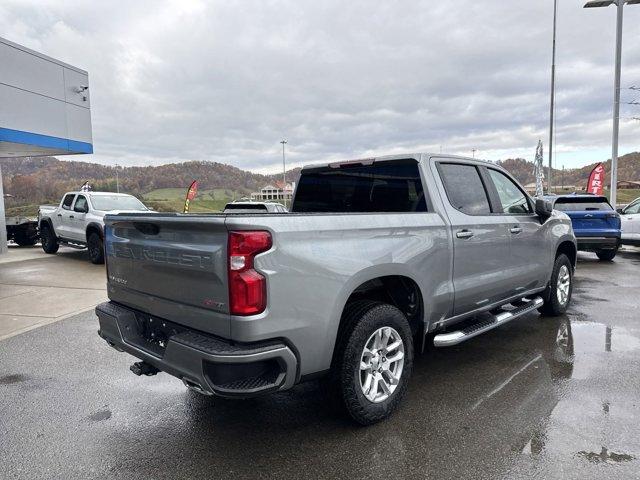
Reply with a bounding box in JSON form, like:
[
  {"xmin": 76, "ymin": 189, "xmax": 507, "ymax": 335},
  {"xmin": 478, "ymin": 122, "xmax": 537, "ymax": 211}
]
[{"xmin": 545, "ymin": 194, "xmax": 621, "ymax": 261}]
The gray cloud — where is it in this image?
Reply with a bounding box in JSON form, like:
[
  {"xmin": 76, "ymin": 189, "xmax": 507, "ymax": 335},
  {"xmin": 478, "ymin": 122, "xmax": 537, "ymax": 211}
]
[{"xmin": 1, "ymin": 0, "xmax": 639, "ymax": 171}]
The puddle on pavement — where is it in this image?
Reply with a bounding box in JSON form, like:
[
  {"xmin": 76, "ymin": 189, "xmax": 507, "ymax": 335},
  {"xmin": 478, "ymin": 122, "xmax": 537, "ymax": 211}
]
[
  {"xmin": 87, "ymin": 409, "xmax": 112, "ymax": 422},
  {"xmin": 576, "ymin": 447, "xmax": 635, "ymax": 464},
  {"xmin": 514, "ymin": 317, "xmax": 640, "ymax": 464},
  {"xmin": 0, "ymin": 374, "xmax": 28, "ymax": 385}
]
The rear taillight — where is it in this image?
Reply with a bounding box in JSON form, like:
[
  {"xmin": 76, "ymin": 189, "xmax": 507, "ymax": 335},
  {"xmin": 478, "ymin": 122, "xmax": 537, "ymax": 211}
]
[{"xmin": 228, "ymin": 231, "xmax": 272, "ymax": 316}]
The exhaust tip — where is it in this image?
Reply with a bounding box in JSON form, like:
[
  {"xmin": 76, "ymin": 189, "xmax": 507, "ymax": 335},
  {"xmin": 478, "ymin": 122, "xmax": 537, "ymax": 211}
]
[{"xmin": 182, "ymin": 378, "xmax": 213, "ymax": 396}]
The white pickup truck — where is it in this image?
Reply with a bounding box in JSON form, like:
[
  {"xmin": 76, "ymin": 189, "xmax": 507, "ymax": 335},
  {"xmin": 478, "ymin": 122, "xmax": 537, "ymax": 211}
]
[{"xmin": 38, "ymin": 191, "xmax": 150, "ymax": 264}]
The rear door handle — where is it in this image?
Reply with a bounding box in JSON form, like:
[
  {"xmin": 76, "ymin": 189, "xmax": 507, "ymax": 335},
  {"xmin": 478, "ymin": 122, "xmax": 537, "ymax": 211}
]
[
  {"xmin": 456, "ymin": 229, "xmax": 474, "ymax": 239},
  {"xmin": 510, "ymin": 226, "xmax": 523, "ymax": 234},
  {"xmin": 69, "ymin": 215, "xmax": 74, "ymax": 219}
]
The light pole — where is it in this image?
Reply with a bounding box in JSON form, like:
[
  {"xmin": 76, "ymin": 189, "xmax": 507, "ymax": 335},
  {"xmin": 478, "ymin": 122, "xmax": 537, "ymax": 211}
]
[
  {"xmin": 280, "ymin": 140, "xmax": 287, "ymax": 207},
  {"xmin": 584, "ymin": 0, "xmax": 640, "ymax": 207},
  {"xmin": 549, "ymin": 0, "xmax": 558, "ymax": 195}
]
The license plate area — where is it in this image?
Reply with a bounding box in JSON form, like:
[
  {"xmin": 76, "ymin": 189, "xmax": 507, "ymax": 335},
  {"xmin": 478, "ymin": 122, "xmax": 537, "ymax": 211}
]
[{"xmin": 117, "ymin": 310, "xmax": 186, "ymax": 358}]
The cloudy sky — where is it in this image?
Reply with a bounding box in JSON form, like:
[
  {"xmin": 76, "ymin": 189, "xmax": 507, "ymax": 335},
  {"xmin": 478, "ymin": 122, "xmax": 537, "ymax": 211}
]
[{"xmin": 1, "ymin": 0, "xmax": 639, "ymax": 172}]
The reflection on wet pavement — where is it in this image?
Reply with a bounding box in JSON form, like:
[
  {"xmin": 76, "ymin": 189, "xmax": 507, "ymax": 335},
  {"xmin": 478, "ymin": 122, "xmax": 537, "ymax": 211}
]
[{"xmin": 1, "ymin": 250, "xmax": 640, "ymax": 479}]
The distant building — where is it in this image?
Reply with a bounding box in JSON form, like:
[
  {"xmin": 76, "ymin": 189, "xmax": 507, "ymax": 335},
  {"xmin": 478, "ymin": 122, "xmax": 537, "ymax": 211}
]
[
  {"xmin": 251, "ymin": 181, "xmax": 295, "ymax": 202},
  {"xmin": 1, "ymin": 36, "xmax": 92, "ymax": 255},
  {"xmin": 617, "ymin": 180, "xmax": 640, "ymax": 189}
]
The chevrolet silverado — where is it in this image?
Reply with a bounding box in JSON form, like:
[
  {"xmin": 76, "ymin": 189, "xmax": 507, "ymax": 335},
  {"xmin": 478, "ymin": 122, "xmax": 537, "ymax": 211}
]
[{"xmin": 96, "ymin": 153, "xmax": 576, "ymax": 424}]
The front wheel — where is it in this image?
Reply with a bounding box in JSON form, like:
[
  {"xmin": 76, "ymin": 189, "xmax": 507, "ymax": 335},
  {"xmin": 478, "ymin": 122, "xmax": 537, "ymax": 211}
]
[
  {"xmin": 538, "ymin": 253, "xmax": 573, "ymax": 316},
  {"xmin": 88, "ymin": 232, "xmax": 104, "ymax": 264},
  {"xmin": 40, "ymin": 225, "xmax": 59, "ymax": 254},
  {"xmin": 333, "ymin": 301, "xmax": 414, "ymax": 425},
  {"xmin": 596, "ymin": 248, "xmax": 617, "ymax": 261}
]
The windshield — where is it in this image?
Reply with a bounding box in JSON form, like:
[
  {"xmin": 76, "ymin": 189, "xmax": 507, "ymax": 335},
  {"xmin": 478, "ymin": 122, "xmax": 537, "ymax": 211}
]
[
  {"xmin": 553, "ymin": 197, "xmax": 612, "ymax": 212},
  {"xmin": 90, "ymin": 195, "xmax": 148, "ymax": 211}
]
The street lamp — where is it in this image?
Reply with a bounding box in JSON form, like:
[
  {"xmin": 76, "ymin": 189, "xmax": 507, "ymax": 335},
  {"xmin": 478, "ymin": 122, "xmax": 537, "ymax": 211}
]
[
  {"xmin": 548, "ymin": 0, "xmax": 558, "ymax": 195},
  {"xmin": 584, "ymin": 0, "xmax": 640, "ymax": 207},
  {"xmin": 280, "ymin": 140, "xmax": 287, "ymax": 207}
]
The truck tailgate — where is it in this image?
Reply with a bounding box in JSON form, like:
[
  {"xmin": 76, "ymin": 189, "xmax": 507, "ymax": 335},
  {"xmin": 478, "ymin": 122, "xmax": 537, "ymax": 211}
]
[{"xmin": 104, "ymin": 214, "xmax": 231, "ymax": 337}]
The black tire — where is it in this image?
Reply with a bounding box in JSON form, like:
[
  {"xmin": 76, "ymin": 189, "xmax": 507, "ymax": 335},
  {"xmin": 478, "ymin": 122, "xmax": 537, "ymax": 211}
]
[
  {"xmin": 538, "ymin": 253, "xmax": 573, "ymax": 317},
  {"xmin": 596, "ymin": 248, "xmax": 617, "ymax": 261},
  {"xmin": 88, "ymin": 232, "xmax": 105, "ymax": 264},
  {"xmin": 40, "ymin": 225, "xmax": 59, "ymax": 254},
  {"xmin": 331, "ymin": 300, "xmax": 414, "ymax": 425}
]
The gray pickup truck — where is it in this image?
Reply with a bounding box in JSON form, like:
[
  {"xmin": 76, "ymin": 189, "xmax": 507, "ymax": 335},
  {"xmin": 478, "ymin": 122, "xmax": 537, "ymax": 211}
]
[{"xmin": 96, "ymin": 153, "xmax": 576, "ymax": 424}]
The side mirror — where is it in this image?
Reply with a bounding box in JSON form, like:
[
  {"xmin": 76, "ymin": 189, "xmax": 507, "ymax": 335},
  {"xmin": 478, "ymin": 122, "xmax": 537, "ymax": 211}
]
[
  {"xmin": 616, "ymin": 207, "xmax": 625, "ymax": 214},
  {"xmin": 535, "ymin": 198, "xmax": 553, "ymax": 220}
]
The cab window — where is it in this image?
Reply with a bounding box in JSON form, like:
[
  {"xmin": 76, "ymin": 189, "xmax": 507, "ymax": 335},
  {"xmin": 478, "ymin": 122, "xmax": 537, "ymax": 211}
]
[
  {"xmin": 487, "ymin": 169, "xmax": 531, "ymax": 214},
  {"xmin": 74, "ymin": 195, "xmax": 88, "ymax": 213},
  {"xmin": 61, "ymin": 194, "xmax": 75, "ymax": 210}
]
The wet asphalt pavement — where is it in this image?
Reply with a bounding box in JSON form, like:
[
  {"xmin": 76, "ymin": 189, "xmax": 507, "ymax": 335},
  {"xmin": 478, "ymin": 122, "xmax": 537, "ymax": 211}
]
[{"xmin": 1, "ymin": 249, "xmax": 640, "ymax": 479}]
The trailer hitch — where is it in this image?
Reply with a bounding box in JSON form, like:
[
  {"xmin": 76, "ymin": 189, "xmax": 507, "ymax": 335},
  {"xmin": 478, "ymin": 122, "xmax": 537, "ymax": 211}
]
[{"xmin": 130, "ymin": 361, "xmax": 159, "ymax": 376}]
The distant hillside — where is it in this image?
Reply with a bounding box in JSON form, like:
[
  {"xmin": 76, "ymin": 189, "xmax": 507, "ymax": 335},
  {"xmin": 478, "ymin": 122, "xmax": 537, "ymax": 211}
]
[
  {"xmin": 2, "ymin": 152, "xmax": 639, "ymax": 215},
  {"xmin": 498, "ymin": 152, "xmax": 640, "ymax": 188},
  {"xmin": 0, "ymin": 156, "xmax": 301, "ymax": 215}
]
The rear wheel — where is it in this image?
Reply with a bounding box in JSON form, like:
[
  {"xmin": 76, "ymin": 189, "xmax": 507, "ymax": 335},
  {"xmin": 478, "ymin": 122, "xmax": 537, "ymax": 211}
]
[
  {"xmin": 596, "ymin": 248, "xmax": 617, "ymax": 261},
  {"xmin": 40, "ymin": 225, "xmax": 59, "ymax": 254},
  {"xmin": 331, "ymin": 301, "xmax": 413, "ymax": 425},
  {"xmin": 538, "ymin": 254, "xmax": 572, "ymax": 316},
  {"xmin": 88, "ymin": 232, "xmax": 104, "ymax": 264}
]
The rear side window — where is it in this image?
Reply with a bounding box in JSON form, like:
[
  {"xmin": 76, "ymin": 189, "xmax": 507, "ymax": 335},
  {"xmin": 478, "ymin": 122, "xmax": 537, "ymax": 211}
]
[
  {"xmin": 62, "ymin": 194, "xmax": 75, "ymax": 210},
  {"xmin": 292, "ymin": 160, "xmax": 427, "ymax": 213},
  {"xmin": 554, "ymin": 197, "xmax": 613, "ymax": 212},
  {"xmin": 438, "ymin": 163, "xmax": 491, "ymax": 215}
]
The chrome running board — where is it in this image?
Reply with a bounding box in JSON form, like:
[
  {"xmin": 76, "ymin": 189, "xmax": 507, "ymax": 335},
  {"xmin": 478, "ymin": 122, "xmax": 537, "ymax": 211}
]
[{"xmin": 433, "ymin": 296, "xmax": 544, "ymax": 347}]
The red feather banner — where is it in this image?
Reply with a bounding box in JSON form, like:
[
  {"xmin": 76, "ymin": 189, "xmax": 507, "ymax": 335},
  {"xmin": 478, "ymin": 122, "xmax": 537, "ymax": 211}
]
[
  {"xmin": 586, "ymin": 163, "xmax": 605, "ymax": 196},
  {"xmin": 183, "ymin": 180, "xmax": 198, "ymax": 213}
]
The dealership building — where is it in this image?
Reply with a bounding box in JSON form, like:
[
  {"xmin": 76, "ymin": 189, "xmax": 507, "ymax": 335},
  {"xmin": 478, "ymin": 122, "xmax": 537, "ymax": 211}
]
[{"xmin": 0, "ymin": 36, "xmax": 92, "ymax": 254}]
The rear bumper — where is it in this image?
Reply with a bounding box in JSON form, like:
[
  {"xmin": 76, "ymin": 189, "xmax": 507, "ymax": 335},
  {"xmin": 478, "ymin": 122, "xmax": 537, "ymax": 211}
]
[
  {"xmin": 576, "ymin": 236, "xmax": 621, "ymax": 251},
  {"xmin": 96, "ymin": 301, "xmax": 298, "ymax": 398}
]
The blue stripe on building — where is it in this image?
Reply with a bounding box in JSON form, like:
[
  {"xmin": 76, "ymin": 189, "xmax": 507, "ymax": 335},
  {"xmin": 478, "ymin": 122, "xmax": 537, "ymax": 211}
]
[{"xmin": 0, "ymin": 127, "xmax": 93, "ymax": 154}]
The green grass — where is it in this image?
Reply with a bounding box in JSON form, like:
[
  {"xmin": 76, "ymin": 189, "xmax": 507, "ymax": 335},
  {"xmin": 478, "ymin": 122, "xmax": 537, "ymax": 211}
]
[
  {"xmin": 4, "ymin": 204, "xmax": 41, "ymax": 217},
  {"xmin": 142, "ymin": 188, "xmax": 249, "ymax": 213},
  {"xmin": 604, "ymin": 188, "xmax": 640, "ymax": 205}
]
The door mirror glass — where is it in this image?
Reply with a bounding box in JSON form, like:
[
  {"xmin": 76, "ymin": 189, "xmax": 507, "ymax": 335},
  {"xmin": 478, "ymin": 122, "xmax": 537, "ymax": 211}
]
[{"xmin": 535, "ymin": 198, "xmax": 553, "ymax": 220}]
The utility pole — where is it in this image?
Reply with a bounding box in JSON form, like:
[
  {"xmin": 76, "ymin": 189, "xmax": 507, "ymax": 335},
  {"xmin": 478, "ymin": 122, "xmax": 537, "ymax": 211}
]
[
  {"xmin": 610, "ymin": 0, "xmax": 624, "ymax": 208},
  {"xmin": 280, "ymin": 140, "xmax": 287, "ymax": 207},
  {"xmin": 471, "ymin": 149, "xmax": 477, "ymax": 158},
  {"xmin": 115, "ymin": 164, "xmax": 120, "ymax": 193},
  {"xmin": 548, "ymin": 0, "xmax": 558, "ymax": 195}
]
